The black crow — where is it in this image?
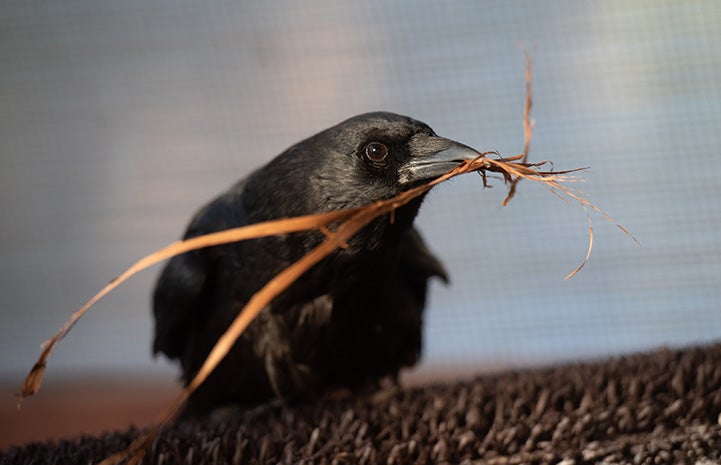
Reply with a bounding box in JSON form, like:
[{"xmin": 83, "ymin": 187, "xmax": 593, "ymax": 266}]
[{"xmin": 152, "ymin": 112, "xmax": 482, "ymax": 416}]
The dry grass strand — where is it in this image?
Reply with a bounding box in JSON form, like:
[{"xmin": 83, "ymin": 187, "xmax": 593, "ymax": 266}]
[{"xmin": 18, "ymin": 55, "xmax": 636, "ymax": 465}]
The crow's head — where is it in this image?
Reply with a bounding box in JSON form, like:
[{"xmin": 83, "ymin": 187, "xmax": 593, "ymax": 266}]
[{"xmin": 246, "ymin": 112, "xmax": 481, "ymax": 223}]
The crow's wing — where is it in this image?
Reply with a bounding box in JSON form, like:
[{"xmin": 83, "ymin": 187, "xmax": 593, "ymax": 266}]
[
  {"xmin": 400, "ymin": 227, "xmax": 448, "ymax": 288},
  {"xmin": 152, "ymin": 184, "xmax": 247, "ymax": 361},
  {"xmin": 152, "ymin": 248, "xmax": 207, "ymax": 360},
  {"xmin": 391, "ymin": 226, "xmax": 448, "ymax": 365}
]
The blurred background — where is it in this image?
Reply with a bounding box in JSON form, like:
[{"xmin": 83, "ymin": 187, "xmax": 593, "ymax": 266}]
[{"xmin": 2, "ymin": 0, "xmax": 720, "ymax": 447}]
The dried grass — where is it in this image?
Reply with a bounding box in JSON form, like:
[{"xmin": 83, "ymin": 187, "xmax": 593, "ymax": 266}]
[{"xmin": 18, "ymin": 55, "xmax": 635, "ymax": 464}]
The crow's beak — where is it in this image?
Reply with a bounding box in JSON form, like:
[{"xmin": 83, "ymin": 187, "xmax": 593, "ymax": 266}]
[{"xmin": 398, "ymin": 134, "xmax": 482, "ymax": 186}]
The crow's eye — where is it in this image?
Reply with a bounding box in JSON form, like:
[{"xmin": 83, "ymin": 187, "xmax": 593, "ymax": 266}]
[{"xmin": 364, "ymin": 142, "xmax": 388, "ymax": 162}]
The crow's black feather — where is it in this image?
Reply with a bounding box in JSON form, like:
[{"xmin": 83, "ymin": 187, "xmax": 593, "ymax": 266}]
[{"xmin": 152, "ymin": 112, "xmax": 479, "ymax": 416}]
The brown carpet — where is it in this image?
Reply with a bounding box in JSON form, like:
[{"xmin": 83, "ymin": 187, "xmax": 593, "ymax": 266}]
[{"xmin": 3, "ymin": 343, "xmax": 721, "ymax": 464}]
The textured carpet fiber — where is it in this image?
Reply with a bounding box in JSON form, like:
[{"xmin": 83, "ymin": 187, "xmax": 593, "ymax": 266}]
[{"xmin": 4, "ymin": 343, "xmax": 721, "ymax": 464}]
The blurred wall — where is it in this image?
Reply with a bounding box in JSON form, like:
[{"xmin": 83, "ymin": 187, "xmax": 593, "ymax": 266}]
[{"xmin": 1, "ymin": 1, "xmax": 720, "ymax": 383}]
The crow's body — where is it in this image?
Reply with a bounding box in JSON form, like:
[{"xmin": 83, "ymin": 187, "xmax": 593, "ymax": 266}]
[{"xmin": 153, "ymin": 112, "xmax": 481, "ymax": 416}]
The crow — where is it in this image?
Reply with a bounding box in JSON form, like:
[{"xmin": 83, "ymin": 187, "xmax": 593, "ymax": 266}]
[{"xmin": 152, "ymin": 112, "xmax": 482, "ymax": 416}]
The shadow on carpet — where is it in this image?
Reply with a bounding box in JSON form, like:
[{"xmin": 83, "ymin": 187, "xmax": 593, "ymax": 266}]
[{"xmin": 4, "ymin": 343, "xmax": 721, "ymax": 464}]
